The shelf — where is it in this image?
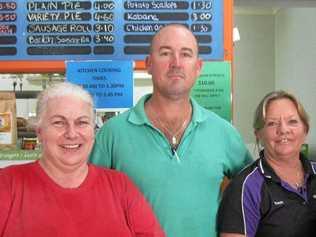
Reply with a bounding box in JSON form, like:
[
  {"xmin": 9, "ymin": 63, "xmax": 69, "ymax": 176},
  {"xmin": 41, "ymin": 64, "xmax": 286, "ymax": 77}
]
[
  {"xmin": 15, "ymin": 91, "xmax": 41, "ymax": 99},
  {"xmin": 1, "ymin": 90, "xmax": 41, "ymax": 99},
  {"xmin": 17, "ymin": 131, "xmax": 37, "ymax": 138}
]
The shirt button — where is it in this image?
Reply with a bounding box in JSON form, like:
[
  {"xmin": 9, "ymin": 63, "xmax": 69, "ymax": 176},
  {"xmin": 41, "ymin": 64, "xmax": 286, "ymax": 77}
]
[{"xmin": 302, "ymin": 201, "xmax": 307, "ymax": 205}]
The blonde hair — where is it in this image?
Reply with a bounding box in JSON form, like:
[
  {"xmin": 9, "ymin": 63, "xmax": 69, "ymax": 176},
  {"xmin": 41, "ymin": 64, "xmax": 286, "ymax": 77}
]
[{"xmin": 253, "ymin": 90, "xmax": 309, "ymax": 147}]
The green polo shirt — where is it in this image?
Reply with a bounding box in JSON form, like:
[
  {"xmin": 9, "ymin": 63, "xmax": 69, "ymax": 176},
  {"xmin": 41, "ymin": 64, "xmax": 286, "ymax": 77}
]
[{"xmin": 90, "ymin": 94, "xmax": 252, "ymax": 237}]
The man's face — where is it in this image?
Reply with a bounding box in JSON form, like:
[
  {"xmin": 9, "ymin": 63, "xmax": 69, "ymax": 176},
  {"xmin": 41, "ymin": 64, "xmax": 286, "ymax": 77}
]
[{"xmin": 146, "ymin": 25, "xmax": 203, "ymax": 100}]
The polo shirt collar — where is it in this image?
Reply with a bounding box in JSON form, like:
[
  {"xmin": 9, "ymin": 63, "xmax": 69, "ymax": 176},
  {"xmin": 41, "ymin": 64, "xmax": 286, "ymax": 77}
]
[
  {"xmin": 127, "ymin": 94, "xmax": 209, "ymax": 126},
  {"xmin": 190, "ymin": 97, "xmax": 209, "ymax": 124},
  {"xmin": 128, "ymin": 94, "xmax": 151, "ymax": 125},
  {"xmin": 257, "ymin": 150, "xmax": 316, "ymax": 182}
]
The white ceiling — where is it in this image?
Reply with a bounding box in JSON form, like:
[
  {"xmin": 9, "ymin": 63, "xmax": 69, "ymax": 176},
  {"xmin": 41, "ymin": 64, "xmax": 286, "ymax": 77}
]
[
  {"xmin": 234, "ymin": 0, "xmax": 316, "ymax": 15},
  {"xmin": 234, "ymin": 0, "xmax": 316, "ymax": 7}
]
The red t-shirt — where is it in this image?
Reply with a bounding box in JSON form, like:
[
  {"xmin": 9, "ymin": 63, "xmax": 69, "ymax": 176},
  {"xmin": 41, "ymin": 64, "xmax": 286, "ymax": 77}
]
[{"xmin": 0, "ymin": 161, "xmax": 165, "ymax": 237}]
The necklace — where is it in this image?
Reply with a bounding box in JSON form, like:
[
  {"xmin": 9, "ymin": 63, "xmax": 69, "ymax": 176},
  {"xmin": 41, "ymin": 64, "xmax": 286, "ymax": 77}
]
[
  {"xmin": 155, "ymin": 115, "xmax": 189, "ymax": 148},
  {"xmin": 270, "ymin": 161, "xmax": 304, "ymax": 190},
  {"xmin": 146, "ymin": 101, "xmax": 191, "ymax": 149},
  {"xmin": 294, "ymin": 171, "xmax": 304, "ymax": 189}
]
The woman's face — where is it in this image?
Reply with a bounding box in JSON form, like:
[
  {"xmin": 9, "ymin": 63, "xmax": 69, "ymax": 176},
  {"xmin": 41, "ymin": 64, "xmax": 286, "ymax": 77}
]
[
  {"xmin": 36, "ymin": 96, "xmax": 94, "ymax": 171},
  {"xmin": 257, "ymin": 98, "xmax": 307, "ymax": 160}
]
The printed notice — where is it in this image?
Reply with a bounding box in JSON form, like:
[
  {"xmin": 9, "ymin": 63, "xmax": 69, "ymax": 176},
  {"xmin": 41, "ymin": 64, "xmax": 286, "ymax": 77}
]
[
  {"xmin": 66, "ymin": 60, "xmax": 133, "ymax": 109},
  {"xmin": 191, "ymin": 61, "xmax": 232, "ymax": 122}
]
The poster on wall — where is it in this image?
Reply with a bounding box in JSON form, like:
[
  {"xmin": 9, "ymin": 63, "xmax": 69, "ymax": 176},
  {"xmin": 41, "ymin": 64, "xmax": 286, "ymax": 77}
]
[
  {"xmin": 66, "ymin": 60, "xmax": 133, "ymax": 109},
  {"xmin": 191, "ymin": 61, "xmax": 231, "ymax": 122}
]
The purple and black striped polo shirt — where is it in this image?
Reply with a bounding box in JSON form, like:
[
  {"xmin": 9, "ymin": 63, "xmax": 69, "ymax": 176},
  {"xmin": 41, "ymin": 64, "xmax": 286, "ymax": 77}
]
[{"xmin": 217, "ymin": 151, "xmax": 316, "ymax": 237}]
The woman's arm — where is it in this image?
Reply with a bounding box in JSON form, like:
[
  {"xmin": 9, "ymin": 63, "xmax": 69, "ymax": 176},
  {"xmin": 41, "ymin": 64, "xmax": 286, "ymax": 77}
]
[{"xmin": 220, "ymin": 233, "xmax": 246, "ymax": 237}]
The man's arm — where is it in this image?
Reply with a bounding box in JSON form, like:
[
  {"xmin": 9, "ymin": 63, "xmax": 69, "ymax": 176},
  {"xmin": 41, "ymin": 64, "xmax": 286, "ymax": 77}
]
[{"xmin": 120, "ymin": 173, "xmax": 166, "ymax": 237}]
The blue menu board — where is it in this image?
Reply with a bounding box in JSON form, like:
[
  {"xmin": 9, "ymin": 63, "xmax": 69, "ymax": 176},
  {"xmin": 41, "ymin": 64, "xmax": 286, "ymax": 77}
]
[{"xmin": 0, "ymin": 0, "xmax": 223, "ymax": 61}]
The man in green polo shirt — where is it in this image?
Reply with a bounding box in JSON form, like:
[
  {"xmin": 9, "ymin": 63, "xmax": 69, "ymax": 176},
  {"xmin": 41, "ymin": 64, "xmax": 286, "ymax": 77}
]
[{"xmin": 90, "ymin": 24, "xmax": 252, "ymax": 237}]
